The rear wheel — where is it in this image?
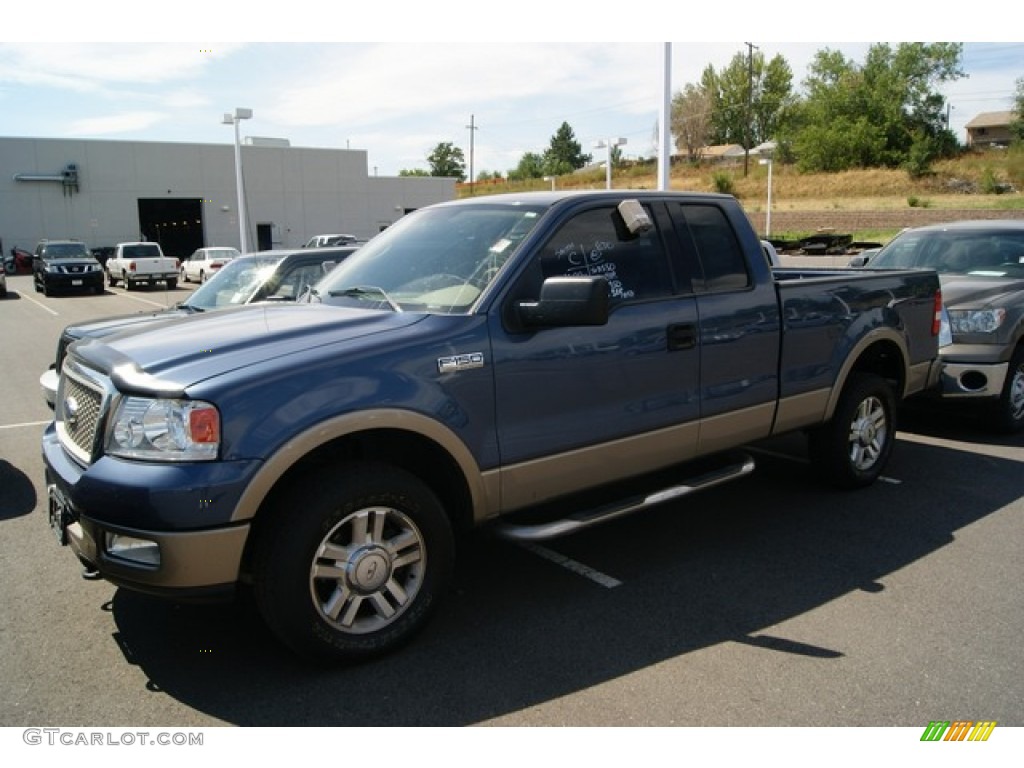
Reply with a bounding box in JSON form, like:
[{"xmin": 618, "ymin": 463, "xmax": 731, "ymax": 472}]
[
  {"xmin": 253, "ymin": 462, "xmax": 455, "ymax": 663},
  {"xmin": 809, "ymin": 372, "xmax": 896, "ymax": 489},
  {"xmin": 123, "ymin": 271, "xmax": 132, "ymax": 290},
  {"xmin": 166, "ymin": 278, "xmax": 177, "ymax": 290}
]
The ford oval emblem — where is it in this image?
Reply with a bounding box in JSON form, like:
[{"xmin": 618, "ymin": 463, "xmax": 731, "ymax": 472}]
[{"xmin": 64, "ymin": 394, "xmax": 79, "ymax": 428}]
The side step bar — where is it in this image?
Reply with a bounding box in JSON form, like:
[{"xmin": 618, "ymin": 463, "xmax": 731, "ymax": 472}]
[{"xmin": 495, "ymin": 452, "xmax": 756, "ymax": 542}]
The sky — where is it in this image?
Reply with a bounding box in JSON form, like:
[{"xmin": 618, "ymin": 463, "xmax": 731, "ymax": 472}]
[{"xmin": 2, "ymin": 6, "xmax": 1021, "ymax": 179}]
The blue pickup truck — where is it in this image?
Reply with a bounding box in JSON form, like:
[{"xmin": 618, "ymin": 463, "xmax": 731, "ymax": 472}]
[{"xmin": 43, "ymin": 191, "xmax": 943, "ymax": 662}]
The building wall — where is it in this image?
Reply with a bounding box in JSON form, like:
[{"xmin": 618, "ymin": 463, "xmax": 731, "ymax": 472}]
[{"xmin": 0, "ymin": 137, "xmax": 454, "ymax": 255}]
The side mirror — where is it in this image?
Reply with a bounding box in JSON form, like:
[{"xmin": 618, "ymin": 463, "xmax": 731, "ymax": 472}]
[{"xmin": 516, "ymin": 276, "xmax": 609, "ymax": 328}]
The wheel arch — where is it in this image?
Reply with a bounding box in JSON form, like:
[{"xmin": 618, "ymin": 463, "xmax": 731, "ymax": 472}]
[
  {"xmin": 231, "ymin": 408, "xmax": 496, "ymax": 535},
  {"xmin": 824, "ymin": 331, "xmax": 908, "ymax": 421}
]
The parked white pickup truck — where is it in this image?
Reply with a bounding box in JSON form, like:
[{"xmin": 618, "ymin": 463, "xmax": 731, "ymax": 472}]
[{"xmin": 105, "ymin": 242, "xmax": 179, "ymax": 290}]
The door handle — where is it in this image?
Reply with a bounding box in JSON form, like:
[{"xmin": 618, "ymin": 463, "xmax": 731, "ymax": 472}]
[{"xmin": 667, "ymin": 323, "xmax": 697, "ymax": 351}]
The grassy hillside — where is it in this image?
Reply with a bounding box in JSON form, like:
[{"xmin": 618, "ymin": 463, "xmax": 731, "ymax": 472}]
[{"xmin": 459, "ymin": 147, "xmax": 1024, "ymax": 238}]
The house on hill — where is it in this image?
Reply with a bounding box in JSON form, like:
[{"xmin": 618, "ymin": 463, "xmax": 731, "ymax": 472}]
[
  {"xmin": 697, "ymin": 144, "xmax": 746, "ymax": 163},
  {"xmin": 965, "ymin": 111, "xmax": 1018, "ymax": 148}
]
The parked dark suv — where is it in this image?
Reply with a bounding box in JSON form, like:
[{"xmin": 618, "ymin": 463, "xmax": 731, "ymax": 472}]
[
  {"xmin": 40, "ymin": 246, "xmax": 358, "ymax": 407},
  {"xmin": 33, "ymin": 240, "xmax": 104, "ymax": 296}
]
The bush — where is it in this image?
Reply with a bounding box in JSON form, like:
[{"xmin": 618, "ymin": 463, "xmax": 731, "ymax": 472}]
[
  {"xmin": 979, "ymin": 166, "xmax": 1008, "ymax": 195},
  {"xmin": 907, "ymin": 196, "xmax": 932, "ymax": 208},
  {"xmin": 711, "ymin": 171, "xmax": 735, "ymax": 196}
]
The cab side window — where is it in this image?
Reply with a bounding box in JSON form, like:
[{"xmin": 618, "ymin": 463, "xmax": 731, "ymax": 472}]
[
  {"xmin": 537, "ymin": 206, "xmax": 670, "ymax": 305},
  {"xmin": 677, "ymin": 204, "xmax": 750, "ymax": 293}
]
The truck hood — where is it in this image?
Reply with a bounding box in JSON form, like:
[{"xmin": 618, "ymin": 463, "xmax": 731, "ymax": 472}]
[
  {"xmin": 940, "ymin": 274, "xmax": 1024, "ymax": 309},
  {"xmin": 66, "ymin": 307, "xmax": 193, "ymax": 342},
  {"xmin": 71, "ymin": 304, "xmax": 426, "ymax": 397}
]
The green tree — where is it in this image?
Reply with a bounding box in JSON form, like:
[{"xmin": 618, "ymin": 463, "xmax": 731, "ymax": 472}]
[
  {"xmin": 789, "ymin": 43, "xmax": 964, "ymax": 172},
  {"xmin": 427, "ymin": 141, "xmax": 467, "ymax": 180},
  {"xmin": 542, "ymin": 122, "xmax": 591, "ymax": 176},
  {"xmin": 398, "ymin": 168, "xmax": 430, "ymax": 177},
  {"xmin": 701, "ymin": 52, "xmax": 795, "ymax": 149},
  {"xmin": 1011, "ymin": 76, "xmax": 1024, "ymax": 142},
  {"xmin": 507, "ymin": 151, "xmax": 546, "ymax": 181}
]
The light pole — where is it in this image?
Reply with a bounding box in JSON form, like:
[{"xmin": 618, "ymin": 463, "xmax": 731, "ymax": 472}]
[
  {"xmin": 594, "ymin": 137, "xmax": 627, "ymax": 189},
  {"xmin": 222, "ymin": 107, "xmax": 253, "ymax": 253},
  {"xmin": 759, "ymin": 155, "xmax": 773, "ymax": 237},
  {"xmin": 754, "ymin": 140, "xmax": 776, "ymax": 238},
  {"xmin": 543, "ymin": 175, "xmax": 556, "ymax": 191}
]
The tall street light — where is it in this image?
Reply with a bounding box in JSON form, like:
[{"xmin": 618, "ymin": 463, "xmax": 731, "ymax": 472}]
[
  {"xmin": 222, "ymin": 107, "xmax": 253, "ymax": 253},
  {"xmin": 754, "ymin": 139, "xmax": 776, "ymax": 238},
  {"xmin": 594, "ymin": 137, "xmax": 627, "ymax": 189}
]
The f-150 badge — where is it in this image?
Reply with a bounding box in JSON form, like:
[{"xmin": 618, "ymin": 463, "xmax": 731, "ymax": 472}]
[{"xmin": 437, "ymin": 352, "xmax": 484, "ymax": 374}]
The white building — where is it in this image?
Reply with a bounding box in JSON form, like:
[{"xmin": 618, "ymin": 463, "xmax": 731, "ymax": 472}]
[{"xmin": 0, "ymin": 137, "xmax": 455, "ymax": 258}]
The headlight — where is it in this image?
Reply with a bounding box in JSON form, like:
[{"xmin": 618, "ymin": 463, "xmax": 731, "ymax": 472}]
[
  {"xmin": 106, "ymin": 397, "xmax": 220, "ymax": 461},
  {"xmin": 947, "ymin": 308, "xmax": 1006, "ymax": 334}
]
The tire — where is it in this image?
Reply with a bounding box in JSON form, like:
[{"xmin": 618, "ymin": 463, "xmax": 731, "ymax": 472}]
[
  {"xmin": 166, "ymin": 278, "xmax": 177, "ymax": 290},
  {"xmin": 199, "ymin": 270, "xmax": 206, "ymax": 284},
  {"xmin": 808, "ymin": 372, "xmax": 896, "ymax": 489},
  {"xmin": 253, "ymin": 462, "xmax": 455, "ymax": 663},
  {"xmin": 180, "ymin": 267, "xmax": 189, "ymax": 283},
  {"xmin": 990, "ymin": 346, "xmax": 1024, "ymax": 433},
  {"xmin": 107, "ymin": 270, "xmax": 117, "ymax": 287},
  {"xmin": 123, "ymin": 272, "xmax": 132, "ymax": 290}
]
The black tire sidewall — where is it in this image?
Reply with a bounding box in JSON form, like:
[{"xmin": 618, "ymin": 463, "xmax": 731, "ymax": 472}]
[
  {"xmin": 992, "ymin": 346, "xmax": 1024, "ymax": 433},
  {"xmin": 253, "ymin": 462, "xmax": 455, "ymax": 663},
  {"xmin": 810, "ymin": 372, "xmax": 896, "ymax": 489}
]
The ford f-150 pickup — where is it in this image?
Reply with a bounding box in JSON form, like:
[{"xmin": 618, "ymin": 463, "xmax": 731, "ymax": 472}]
[{"xmin": 42, "ymin": 191, "xmax": 944, "ymax": 662}]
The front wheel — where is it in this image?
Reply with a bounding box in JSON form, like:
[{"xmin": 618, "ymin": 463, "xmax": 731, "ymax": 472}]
[
  {"xmin": 808, "ymin": 372, "xmax": 896, "ymax": 489},
  {"xmin": 990, "ymin": 346, "xmax": 1024, "ymax": 433},
  {"xmin": 253, "ymin": 462, "xmax": 455, "ymax": 663}
]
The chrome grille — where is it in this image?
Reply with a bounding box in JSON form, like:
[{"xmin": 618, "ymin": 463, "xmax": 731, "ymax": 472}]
[{"xmin": 56, "ymin": 364, "xmax": 108, "ymax": 465}]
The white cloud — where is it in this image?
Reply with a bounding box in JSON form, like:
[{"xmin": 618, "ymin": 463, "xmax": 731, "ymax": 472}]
[
  {"xmin": 66, "ymin": 111, "xmax": 166, "ymax": 135},
  {"xmin": 0, "ymin": 42, "xmax": 245, "ymax": 91}
]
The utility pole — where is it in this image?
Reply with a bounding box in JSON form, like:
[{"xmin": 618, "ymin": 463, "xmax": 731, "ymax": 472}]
[
  {"xmin": 744, "ymin": 42, "xmax": 758, "ymax": 178},
  {"xmin": 466, "ymin": 114, "xmax": 478, "ymax": 195}
]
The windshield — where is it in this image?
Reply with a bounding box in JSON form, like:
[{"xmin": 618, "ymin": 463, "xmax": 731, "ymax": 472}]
[
  {"xmin": 871, "ymin": 229, "xmax": 1024, "ymax": 277},
  {"xmin": 315, "ymin": 203, "xmax": 545, "ymax": 314},
  {"xmin": 45, "ymin": 243, "xmax": 89, "ymax": 258},
  {"xmin": 184, "ymin": 254, "xmax": 285, "ymax": 310},
  {"xmin": 205, "ymin": 248, "xmax": 240, "ymax": 260}
]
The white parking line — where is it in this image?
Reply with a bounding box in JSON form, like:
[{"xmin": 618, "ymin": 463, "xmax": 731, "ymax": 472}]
[
  {"xmin": 16, "ymin": 292, "xmax": 60, "ymax": 316},
  {"xmin": 112, "ymin": 289, "xmax": 177, "ymax": 309},
  {"xmin": 517, "ymin": 542, "xmax": 622, "ymax": 589},
  {"xmin": 0, "ymin": 420, "xmax": 51, "ymax": 431}
]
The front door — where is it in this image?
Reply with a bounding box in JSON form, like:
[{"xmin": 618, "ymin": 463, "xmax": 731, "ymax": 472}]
[{"xmin": 489, "ymin": 200, "xmax": 701, "ymax": 511}]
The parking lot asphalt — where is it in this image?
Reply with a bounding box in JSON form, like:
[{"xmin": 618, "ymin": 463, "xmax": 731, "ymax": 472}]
[{"xmin": 1, "ymin": 271, "xmax": 1022, "ymax": 731}]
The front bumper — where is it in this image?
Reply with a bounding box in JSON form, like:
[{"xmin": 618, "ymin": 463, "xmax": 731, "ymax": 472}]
[
  {"xmin": 42, "ymin": 422, "xmax": 260, "ymax": 596},
  {"xmin": 40, "ymin": 367, "xmax": 58, "ymax": 409},
  {"xmin": 939, "ymin": 360, "xmax": 1008, "ymax": 399},
  {"xmin": 43, "ymin": 272, "xmax": 104, "ymax": 290},
  {"xmin": 937, "ymin": 342, "xmax": 1010, "ymax": 400}
]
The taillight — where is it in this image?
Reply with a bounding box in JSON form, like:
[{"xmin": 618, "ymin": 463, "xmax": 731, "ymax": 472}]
[
  {"xmin": 128, "ymin": 261, "xmax": 136, "ymax": 272},
  {"xmin": 932, "ymin": 289, "xmax": 943, "ymax": 336}
]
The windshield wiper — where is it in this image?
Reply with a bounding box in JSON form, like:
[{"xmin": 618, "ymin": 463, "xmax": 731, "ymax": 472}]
[{"xmin": 328, "ymin": 285, "xmax": 402, "ymax": 312}]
